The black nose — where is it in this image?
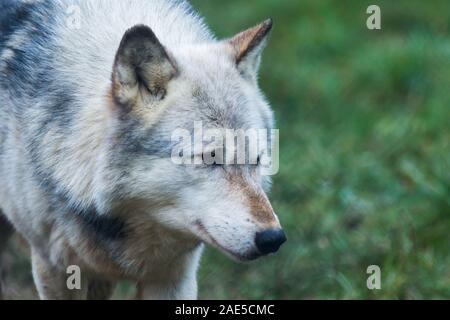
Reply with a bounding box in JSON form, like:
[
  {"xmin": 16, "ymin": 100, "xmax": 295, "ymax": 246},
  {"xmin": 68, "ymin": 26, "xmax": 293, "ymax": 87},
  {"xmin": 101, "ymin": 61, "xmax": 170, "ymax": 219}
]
[{"xmin": 255, "ymin": 229, "xmax": 287, "ymax": 255}]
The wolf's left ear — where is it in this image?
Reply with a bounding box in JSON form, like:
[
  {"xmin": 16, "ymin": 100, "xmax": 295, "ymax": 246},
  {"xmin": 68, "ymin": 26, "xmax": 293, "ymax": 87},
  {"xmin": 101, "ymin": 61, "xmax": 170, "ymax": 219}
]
[
  {"xmin": 112, "ymin": 25, "xmax": 177, "ymax": 110},
  {"xmin": 227, "ymin": 18, "xmax": 273, "ymax": 81}
]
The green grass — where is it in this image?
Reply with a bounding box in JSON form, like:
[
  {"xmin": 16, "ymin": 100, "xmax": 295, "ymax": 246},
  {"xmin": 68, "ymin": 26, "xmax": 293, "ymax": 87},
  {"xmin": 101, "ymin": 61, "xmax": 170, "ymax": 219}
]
[{"xmin": 192, "ymin": 0, "xmax": 450, "ymax": 299}]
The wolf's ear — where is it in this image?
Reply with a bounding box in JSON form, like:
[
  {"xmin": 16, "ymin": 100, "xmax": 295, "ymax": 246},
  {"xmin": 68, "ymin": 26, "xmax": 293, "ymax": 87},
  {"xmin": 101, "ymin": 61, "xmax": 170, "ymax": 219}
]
[
  {"xmin": 112, "ymin": 25, "xmax": 177, "ymax": 110},
  {"xmin": 227, "ymin": 19, "xmax": 273, "ymax": 81}
]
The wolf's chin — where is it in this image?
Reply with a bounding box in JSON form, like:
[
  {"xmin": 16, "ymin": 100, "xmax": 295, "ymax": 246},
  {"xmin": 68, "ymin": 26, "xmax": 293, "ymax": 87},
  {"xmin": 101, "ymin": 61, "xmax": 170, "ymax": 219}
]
[
  {"xmin": 225, "ymin": 249, "xmax": 262, "ymax": 263},
  {"xmin": 208, "ymin": 241, "xmax": 262, "ymax": 263},
  {"xmin": 193, "ymin": 220, "xmax": 261, "ymax": 262}
]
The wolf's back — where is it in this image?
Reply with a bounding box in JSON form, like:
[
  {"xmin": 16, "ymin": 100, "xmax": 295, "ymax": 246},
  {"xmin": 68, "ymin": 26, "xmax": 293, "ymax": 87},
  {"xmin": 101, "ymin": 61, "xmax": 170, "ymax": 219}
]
[
  {"xmin": 0, "ymin": 0, "xmax": 52, "ymax": 46},
  {"xmin": 0, "ymin": 0, "xmax": 61, "ymax": 162},
  {"xmin": 0, "ymin": 0, "xmax": 26, "ymax": 49},
  {"xmin": 0, "ymin": 0, "xmax": 23, "ymax": 28}
]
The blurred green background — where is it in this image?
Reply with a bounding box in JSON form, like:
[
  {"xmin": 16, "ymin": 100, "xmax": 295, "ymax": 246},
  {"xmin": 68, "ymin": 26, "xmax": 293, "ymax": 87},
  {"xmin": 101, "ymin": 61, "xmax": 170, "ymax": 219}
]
[
  {"xmin": 192, "ymin": 0, "xmax": 450, "ymax": 299},
  {"xmin": 3, "ymin": 0, "xmax": 449, "ymax": 300}
]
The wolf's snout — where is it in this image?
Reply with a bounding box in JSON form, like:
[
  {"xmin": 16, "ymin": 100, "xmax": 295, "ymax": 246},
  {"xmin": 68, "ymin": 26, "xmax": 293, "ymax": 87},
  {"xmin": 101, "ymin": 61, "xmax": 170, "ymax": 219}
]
[{"xmin": 255, "ymin": 229, "xmax": 286, "ymax": 255}]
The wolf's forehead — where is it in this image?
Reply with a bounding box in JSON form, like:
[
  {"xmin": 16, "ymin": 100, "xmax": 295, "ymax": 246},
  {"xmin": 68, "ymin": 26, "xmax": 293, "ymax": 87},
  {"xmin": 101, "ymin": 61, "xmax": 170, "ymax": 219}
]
[
  {"xmin": 191, "ymin": 84, "xmax": 250, "ymax": 128},
  {"xmin": 160, "ymin": 48, "xmax": 272, "ymax": 132},
  {"xmin": 177, "ymin": 52, "xmax": 256, "ymax": 125}
]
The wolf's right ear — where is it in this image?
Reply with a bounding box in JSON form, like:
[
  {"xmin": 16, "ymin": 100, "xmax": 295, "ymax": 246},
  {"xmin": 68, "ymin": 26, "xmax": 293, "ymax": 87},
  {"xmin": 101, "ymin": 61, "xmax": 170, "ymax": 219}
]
[
  {"xmin": 112, "ymin": 25, "xmax": 177, "ymax": 111},
  {"xmin": 226, "ymin": 19, "xmax": 273, "ymax": 81}
]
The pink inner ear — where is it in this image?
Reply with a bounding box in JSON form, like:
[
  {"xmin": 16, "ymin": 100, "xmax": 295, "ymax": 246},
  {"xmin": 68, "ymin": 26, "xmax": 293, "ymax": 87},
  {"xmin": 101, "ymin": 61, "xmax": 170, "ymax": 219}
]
[{"xmin": 228, "ymin": 19, "xmax": 273, "ymax": 63}]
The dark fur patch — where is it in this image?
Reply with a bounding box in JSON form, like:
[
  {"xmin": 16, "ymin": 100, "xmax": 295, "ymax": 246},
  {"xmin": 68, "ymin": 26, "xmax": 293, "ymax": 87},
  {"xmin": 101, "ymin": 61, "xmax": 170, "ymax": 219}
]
[
  {"xmin": 0, "ymin": 1, "xmax": 56, "ymax": 86},
  {"xmin": 75, "ymin": 207, "xmax": 126, "ymax": 241},
  {"xmin": 0, "ymin": 0, "xmax": 34, "ymax": 47},
  {"xmin": 0, "ymin": 211, "xmax": 14, "ymax": 253}
]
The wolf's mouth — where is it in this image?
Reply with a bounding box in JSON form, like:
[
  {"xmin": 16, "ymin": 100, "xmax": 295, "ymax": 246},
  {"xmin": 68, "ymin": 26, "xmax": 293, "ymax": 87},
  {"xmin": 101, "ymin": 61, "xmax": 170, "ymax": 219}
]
[{"xmin": 194, "ymin": 220, "xmax": 261, "ymax": 262}]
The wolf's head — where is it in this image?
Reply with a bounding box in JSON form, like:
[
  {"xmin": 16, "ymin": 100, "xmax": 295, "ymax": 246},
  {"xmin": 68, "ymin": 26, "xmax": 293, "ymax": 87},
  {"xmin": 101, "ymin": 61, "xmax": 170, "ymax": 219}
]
[{"xmin": 108, "ymin": 20, "xmax": 285, "ymax": 261}]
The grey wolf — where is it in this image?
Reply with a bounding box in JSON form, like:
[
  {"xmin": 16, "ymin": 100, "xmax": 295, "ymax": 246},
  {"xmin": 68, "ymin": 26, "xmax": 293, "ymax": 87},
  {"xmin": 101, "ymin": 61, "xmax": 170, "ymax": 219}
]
[{"xmin": 0, "ymin": 0, "xmax": 285, "ymax": 300}]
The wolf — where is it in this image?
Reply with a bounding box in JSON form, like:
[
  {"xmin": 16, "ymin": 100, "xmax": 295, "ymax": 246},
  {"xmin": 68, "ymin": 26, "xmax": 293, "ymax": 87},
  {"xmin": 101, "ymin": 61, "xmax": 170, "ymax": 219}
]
[{"xmin": 0, "ymin": 0, "xmax": 286, "ymax": 300}]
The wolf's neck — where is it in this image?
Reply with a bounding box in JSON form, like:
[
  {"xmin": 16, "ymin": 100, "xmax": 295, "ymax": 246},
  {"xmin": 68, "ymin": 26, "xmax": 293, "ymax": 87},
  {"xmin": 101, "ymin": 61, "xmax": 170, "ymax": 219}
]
[{"xmin": 36, "ymin": 100, "xmax": 115, "ymax": 215}]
